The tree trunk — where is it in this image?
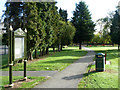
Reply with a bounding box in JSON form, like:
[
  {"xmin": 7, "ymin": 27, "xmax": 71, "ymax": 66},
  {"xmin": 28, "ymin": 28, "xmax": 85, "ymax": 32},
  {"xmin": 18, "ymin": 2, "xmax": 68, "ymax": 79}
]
[
  {"xmin": 42, "ymin": 48, "xmax": 45, "ymax": 56},
  {"xmin": 53, "ymin": 47, "xmax": 55, "ymax": 52},
  {"xmin": 112, "ymin": 43, "xmax": 114, "ymax": 47},
  {"xmin": 79, "ymin": 42, "xmax": 82, "ymax": 49},
  {"xmin": 118, "ymin": 44, "xmax": 120, "ymax": 50},
  {"xmin": 60, "ymin": 44, "xmax": 63, "ymax": 51},
  {"xmin": 87, "ymin": 42, "xmax": 88, "ymax": 46},
  {"xmin": 40, "ymin": 49, "xmax": 42, "ymax": 56},
  {"xmin": 29, "ymin": 52, "xmax": 33, "ymax": 60},
  {"xmin": 58, "ymin": 44, "xmax": 61, "ymax": 52},
  {"xmin": 35, "ymin": 49, "xmax": 37, "ymax": 58},
  {"xmin": 46, "ymin": 46, "xmax": 49, "ymax": 54}
]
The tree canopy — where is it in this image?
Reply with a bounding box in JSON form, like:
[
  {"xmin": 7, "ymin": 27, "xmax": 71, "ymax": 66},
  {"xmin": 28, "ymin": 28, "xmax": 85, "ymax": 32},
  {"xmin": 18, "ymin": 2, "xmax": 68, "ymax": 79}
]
[
  {"xmin": 110, "ymin": 10, "xmax": 120, "ymax": 50},
  {"xmin": 2, "ymin": 1, "xmax": 76, "ymax": 60},
  {"xmin": 71, "ymin": 1, "xmax": 95, "ymax": 49}
]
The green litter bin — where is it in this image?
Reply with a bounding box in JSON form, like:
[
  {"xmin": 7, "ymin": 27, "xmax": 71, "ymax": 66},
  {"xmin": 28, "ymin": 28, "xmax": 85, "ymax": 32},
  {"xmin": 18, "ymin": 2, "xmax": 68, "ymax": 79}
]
[{"xmin": 96, "ymin": 53, "xmax": 105, "ymax": 72}]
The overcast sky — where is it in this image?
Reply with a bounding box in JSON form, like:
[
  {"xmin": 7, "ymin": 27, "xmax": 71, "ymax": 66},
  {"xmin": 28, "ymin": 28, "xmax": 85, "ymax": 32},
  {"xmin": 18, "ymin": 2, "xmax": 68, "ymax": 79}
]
[
  {"xmin": 56, "ymin": 0, "xmax": 120, "ymax": 21},
  {"xmin": 0, "ymin": 0, "xmax": 119, "ymax": 21}
]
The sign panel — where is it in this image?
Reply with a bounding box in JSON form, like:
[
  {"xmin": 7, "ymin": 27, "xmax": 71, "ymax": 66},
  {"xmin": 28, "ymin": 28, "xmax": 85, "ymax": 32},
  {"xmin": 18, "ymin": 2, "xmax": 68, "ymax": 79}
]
[{"xmin": 15, "ymin": 37, "xmax": 24, "ymax": 59}]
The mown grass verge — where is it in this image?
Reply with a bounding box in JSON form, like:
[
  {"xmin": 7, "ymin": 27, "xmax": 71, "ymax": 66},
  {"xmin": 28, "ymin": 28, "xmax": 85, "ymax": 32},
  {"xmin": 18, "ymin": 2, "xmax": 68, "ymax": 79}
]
[
  {"xmin": 1, "ymin": 47, "xmax": 87, "ymax": 71},
  {"xmin": 78, "ymin": 46, "xmax": 118, "ymax": 88},
  {"xmin": 0, "ymin": 76, "xmax": 47, "ymax": 89}
]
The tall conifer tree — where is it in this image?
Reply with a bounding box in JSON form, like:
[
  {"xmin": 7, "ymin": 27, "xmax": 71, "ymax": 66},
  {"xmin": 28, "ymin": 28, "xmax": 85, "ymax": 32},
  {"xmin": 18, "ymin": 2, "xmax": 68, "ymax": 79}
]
[
  {"xmin": 110, "ymin": 10, "xmax": 120, "ymax": 50},
  {"xmin": 71, "ymin": 1, "xmax": 95, "ymax": 49}
]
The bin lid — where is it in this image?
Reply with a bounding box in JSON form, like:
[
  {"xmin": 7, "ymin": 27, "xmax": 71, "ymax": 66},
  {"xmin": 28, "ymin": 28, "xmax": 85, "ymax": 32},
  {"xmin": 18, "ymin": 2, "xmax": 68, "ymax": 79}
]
[{"xmin": 96, "ymin": 53, "xmax": 105, "ymax": 57}]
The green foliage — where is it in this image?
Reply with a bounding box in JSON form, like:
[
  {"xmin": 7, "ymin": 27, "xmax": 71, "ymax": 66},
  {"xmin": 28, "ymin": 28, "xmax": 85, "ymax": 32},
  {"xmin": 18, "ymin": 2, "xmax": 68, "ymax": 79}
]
[
  {"xmin": 95, "ymin": 16, "xmax": 113, "ymax": 44},
  {"xmin": 71, "ymin": 1, "xmax": 95, "ymax": 47},
  {"xmin": 2, "ymin": 2, "xmax": 23, "ymax": 45},
  {"xmin": 61, "ymin": 21, "xmax": 76, "ymax": 45},
  {"xmin": 110, "ymin": 10, "xmax": 120, "ymax": 45},
  {"xmin": 25, "ymin": 2, "xmax": 40, "ymax": 55},
  {"xmin": 91, "ymin": 33, "xmax": 112, "ymax": 44},
  {"xmin": 91, "ymin": 34, "xmax": 101, "ymax": 44},
  {"xmin": 2, "ymin": 1, "xmax": 75, "ymax": 60},
  {"xmin": 3, "ymin": 2, "xmax": 23, "ymax": 29},
  {"xmin": 59, "ymin": 8, "xmax": 68, "ymax": 22}
]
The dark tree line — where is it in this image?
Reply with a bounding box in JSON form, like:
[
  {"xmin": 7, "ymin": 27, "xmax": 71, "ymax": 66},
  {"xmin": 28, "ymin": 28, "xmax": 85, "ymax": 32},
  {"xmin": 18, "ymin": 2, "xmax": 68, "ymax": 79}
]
[
  {"xmin": 2, "ymin": 1, "xmax": 97, "ymax": 60},
  {"xmin": 110, "ymin": 9, "xmax": 120, "ymax": 50},
  {"xmin": 2, "ymin": 1, "xmax": 76, "ymax": 60}
]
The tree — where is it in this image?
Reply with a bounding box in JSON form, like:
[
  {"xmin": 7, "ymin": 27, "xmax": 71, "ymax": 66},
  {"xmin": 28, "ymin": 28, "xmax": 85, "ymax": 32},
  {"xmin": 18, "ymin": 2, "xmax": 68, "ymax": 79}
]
[
  {"xmin": 61, "ymin": 21, "xmax": 76, "ymax": 49},
  {"xmin": 91, "ymin": 34, "xmax": 101, "ymax": 45},
  {"xmin": 2, "ymin": 2, "xmax": 23, "ymax": 45},
  {"xmin": 59, "ymin": 8, "xmax": 68, "ymax": 22},
  {"xmin": 39, "ymin": 2, "xmax": 59, "ymax": 54},
  {"xmin": 110, "ymin": 10, "xmax": 120, "ymax": 50},
  {"xmin": 96, "ymin": 16, "xmax": 112, "ymax": 45},
  {"xmin": 24, "ymin": 2, "xmax": 41, "ymax": 60},
  {"xmin": 2, "ymin": 1, "xmax": 76, "ymax": 60},
  {"xmin": 71, "ymin": 1, "xmax": 95, "ymax": 49}
]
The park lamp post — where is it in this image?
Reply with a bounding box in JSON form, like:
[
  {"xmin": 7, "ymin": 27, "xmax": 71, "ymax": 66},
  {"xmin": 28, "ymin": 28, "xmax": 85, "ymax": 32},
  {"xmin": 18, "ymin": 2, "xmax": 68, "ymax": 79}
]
[{"xmin": 9, "ymin": 25, "xmax": 13, "ymax": 87}]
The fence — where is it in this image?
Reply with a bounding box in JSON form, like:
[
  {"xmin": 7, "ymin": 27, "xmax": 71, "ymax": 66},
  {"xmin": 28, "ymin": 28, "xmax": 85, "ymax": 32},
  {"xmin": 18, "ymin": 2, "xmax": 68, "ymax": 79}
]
[{"xmin": 0, "ymin": 45, "xmax": 8, "ymax": 55}]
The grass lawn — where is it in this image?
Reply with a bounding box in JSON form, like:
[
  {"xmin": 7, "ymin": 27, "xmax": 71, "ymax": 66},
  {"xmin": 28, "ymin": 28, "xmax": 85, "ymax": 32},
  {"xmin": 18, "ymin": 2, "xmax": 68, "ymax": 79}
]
[
  {"xmin": 0, "ymin": 54, "xmax": 8, "ymax": 69},
  {"xmin": 1, "ymin": 47, "xmax": 87, "ymax": 71},
  {"xmin": 78, "ymin": 46, "xmax": 118, "ymax": 88},
  {"xmin": 0, "ymin": 76, "xmax": 47, "ymax": 89},
  {"xmin": 1, "ymin": 46, "xmax": 87, "ymax": 89}
]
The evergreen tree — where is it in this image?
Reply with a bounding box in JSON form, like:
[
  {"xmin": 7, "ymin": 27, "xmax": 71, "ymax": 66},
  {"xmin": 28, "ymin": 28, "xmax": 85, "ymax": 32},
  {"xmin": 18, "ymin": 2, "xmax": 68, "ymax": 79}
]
[
  {"xmin": 59, "ymin": 8, "xmax": 68, "ymax": 22},
  {"xmin": 2, "ymin": 1, "xmax": 76, "ymax": 60},
  {"xmin": 2, "ymin": 1, "xmax": 23, "ymax": 45},
  {"xmin": 71, "ymin": 1, "xmax": 95, "ymax": 49},
  {"xmin": 110, "ymin": 10, "xmax": 120, "ymax": 50},
  {"xmin": 24, "ymin": 2, "xmax": 40, "ymax": 60},
  {"xmin": 38, "ymin": 2, "xmax": 57, "ymax": 54}
]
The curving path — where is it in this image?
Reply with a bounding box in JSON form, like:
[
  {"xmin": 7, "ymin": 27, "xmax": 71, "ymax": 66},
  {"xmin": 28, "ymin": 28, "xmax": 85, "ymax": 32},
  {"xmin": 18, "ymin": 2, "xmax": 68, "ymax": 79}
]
[{"xmin": 33, "ymin": 47, "xmax": 95, "ymax": 88}]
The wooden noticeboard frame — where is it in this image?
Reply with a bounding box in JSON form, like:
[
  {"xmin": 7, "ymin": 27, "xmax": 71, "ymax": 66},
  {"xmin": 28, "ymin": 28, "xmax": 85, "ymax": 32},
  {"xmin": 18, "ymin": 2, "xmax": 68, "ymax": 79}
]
[
  {"xmin": 8, "ymin": 26, "xmax": 27, "ymax": 87},
  {"xmin": 14, "ymin": 28, "xmax": 27, "ymax": 61}
]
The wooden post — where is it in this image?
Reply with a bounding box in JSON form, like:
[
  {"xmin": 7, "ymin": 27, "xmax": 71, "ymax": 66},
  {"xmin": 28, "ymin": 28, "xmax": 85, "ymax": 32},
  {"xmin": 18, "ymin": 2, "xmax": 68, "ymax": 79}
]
[
  {"xmin": 24, "ymin": 59, "xmax": 27, "ymax": 80},
  {"xmin": 9, "ymin": 26, "xmax": 13, "ymax": 87}
]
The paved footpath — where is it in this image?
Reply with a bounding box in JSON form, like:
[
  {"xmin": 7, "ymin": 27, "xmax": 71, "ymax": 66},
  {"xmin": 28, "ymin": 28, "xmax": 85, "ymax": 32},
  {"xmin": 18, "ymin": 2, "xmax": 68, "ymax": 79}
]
[
  {"xmin": 1, "ymin": 71, "xmax": 58, "ymax": 77},
  {"xmin": 34, "ymin": 47, "xmax": 95, "ymax": 88}
]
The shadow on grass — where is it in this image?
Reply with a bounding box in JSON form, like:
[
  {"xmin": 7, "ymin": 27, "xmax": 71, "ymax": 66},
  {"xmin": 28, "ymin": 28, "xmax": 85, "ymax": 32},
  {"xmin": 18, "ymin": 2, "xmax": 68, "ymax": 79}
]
[
  {"xmin": 62, "ymin": 71, "xmax": 98, "ymax": 80},
  {"xmin": 1, "ymin": 65, "xmax": 8, "ymax": 69},
  {"xmin": 62, "ymin": 74, "xmax": 83, "ymax": 80}
]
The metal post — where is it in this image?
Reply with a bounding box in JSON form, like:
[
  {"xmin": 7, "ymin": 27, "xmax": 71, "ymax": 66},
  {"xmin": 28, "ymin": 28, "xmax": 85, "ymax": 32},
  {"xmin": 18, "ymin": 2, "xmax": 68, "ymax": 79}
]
[
  {"xmin": 105, "ymin": 52, "xmax": 107, "ymax": 64},
  {"xmin": 24, "ymin": 28, "xmax": 27, "ymax": 80},
  {"xmin": 24, "ymin": 59, "xmax": 27, "ymax": 80},
  {"xmin": 9, "ymin": 26, "xmax": 13, "ymax": 87}
]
